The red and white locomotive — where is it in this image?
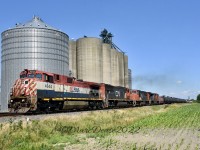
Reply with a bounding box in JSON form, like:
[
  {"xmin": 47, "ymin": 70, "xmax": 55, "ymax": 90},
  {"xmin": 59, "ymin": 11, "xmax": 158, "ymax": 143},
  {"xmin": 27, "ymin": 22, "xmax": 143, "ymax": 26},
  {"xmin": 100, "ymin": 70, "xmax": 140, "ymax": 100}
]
[{"xmin": 9, "ymin": 69, "xmax": 165, "ymax": 113}]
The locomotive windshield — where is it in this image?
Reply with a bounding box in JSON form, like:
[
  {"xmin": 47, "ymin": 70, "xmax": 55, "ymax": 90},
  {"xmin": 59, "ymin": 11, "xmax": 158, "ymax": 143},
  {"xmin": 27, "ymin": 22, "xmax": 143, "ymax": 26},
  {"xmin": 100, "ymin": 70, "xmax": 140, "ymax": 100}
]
[
  {"xmin": 28, "ymin": 74, "xmax": 35, "ymax": 78},
  {"xmin": 36, "ymin": 74, "xmax": 42, "ymax": 80},
  {"xmin": 20, "ymin": 73, "xmax": 42, "ymax": 80},
  {"xmin": 20, "ymin": 74, "xmax": 27, "ymax": 78},
  {"xmin": 28, "ymin": 73, "xmax": 43, "ymax": 79}
]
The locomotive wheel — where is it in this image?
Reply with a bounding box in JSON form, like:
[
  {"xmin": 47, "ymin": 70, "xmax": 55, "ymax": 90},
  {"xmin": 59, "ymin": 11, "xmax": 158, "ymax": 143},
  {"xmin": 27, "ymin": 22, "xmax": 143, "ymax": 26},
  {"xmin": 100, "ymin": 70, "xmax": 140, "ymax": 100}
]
[
  {"xmin": 133, "ymin": 101, "xmax": 136, "ymax": 107},
  {"xmin": 103, "ymin": 98, "xmax": 108, "ymax": 108},
  {"xmin": 96, "ymin": 102, "xmax": 103, "ymax": 109},
  {"xmin": 89, "ymin": 101, "xmax": 96, "ymax": 109},
  {"xmin": 9, "ymin": 108, "xmax": 15, "ymax": 113},
  {"xmin": 149, "ymin": 101, "xmax": 152, "ymax": 105}
]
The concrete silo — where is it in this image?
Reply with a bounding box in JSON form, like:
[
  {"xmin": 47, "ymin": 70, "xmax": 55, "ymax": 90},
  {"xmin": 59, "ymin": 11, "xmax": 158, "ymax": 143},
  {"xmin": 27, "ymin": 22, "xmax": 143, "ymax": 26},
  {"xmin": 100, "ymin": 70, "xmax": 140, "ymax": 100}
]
[
  {"xmin": 1, "ymin": 16, "xmax": 69, "ymax": 111},
  {"xmin": 128, "ymin": 69, "xmax": 132, "ymax": 89},
  {"xmin": 76, "ymin": 37, "xmax": 102, "ymax": 83},
  {"xmin": 117, "ymin": 52, "xmax": 128, "ymax": 87},
  {"xmin": 111, "ymin": 48, "xmax": 119, "ymax": 86},
  {"xmin": 124, "ymin": 55, "xmax": 129, "ymax": 88},
  {"xmin": 118, "ymin": 52, "xmax": 125, "ymax": 87},
  {"xmin": 69, "ymin": 40, "xmax": 77, "ymax": 78},
  {"xmin": 102, "ymin": 43, "xmax": 112, "ymax": 85}
]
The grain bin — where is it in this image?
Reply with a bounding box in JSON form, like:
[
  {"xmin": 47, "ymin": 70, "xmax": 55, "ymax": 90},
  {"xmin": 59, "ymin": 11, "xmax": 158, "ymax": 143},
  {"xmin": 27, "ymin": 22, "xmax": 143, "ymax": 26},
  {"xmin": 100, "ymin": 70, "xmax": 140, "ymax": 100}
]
[{"xmin": 1, "ymin": 16, "xmax": 69, "ymax": 111}]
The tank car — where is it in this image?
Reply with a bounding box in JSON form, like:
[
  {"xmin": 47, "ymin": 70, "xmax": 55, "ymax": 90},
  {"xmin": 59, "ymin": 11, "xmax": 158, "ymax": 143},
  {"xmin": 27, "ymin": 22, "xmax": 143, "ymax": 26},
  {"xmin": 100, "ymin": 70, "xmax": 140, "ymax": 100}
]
[{"xmin": 162, "ymin": 96, "xmax": 187, "ymax": 104}]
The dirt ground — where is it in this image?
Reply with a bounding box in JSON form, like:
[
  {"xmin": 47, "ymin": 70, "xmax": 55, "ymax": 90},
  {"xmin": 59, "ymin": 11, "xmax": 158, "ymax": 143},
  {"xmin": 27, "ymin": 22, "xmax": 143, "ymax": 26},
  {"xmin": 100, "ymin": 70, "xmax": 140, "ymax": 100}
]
[{"xmin": 63, "ymin": 128, "xmax": 200, "ymax": 150}]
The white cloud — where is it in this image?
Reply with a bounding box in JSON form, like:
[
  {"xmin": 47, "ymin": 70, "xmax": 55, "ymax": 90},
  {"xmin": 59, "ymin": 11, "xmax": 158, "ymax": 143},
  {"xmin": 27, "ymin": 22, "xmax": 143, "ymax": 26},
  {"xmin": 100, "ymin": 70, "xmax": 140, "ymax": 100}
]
[
  {"xmin": 169, "ymin": 92, "xmax": 176, "ymax": 95},
  {"xmin": 182, "ymin": 90, "xmax": 190, "ymax": 94},
  {"xmin": 176, "ymin": 80, "xmax": 183, "ymax": 84}
]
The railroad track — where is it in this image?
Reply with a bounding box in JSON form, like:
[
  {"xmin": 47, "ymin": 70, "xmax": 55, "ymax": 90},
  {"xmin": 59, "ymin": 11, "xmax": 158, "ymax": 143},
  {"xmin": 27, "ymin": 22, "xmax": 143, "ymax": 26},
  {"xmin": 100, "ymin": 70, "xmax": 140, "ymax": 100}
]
[
  {"xmin": 0, "ymin": 106, "xmax": 132, "ymax": 118},
  {"xmin": 0, "ymin": 112, "xmax": 26, "ymax": 118},
  {"xmin": 0, "ymin": 104, "xmax": 167, "ymax": 118}
]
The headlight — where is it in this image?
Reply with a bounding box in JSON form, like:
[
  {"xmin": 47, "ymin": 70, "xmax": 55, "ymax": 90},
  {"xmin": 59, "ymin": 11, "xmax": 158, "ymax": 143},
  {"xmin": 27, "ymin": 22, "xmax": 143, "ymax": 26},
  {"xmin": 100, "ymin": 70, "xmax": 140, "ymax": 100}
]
[
  {"xmin": 22, "ymin": 99, "xmax": 25, "ymax": 102},
  {"xmin": 10, "ymin": 100, "xmax": 13, "ymax": 103}
]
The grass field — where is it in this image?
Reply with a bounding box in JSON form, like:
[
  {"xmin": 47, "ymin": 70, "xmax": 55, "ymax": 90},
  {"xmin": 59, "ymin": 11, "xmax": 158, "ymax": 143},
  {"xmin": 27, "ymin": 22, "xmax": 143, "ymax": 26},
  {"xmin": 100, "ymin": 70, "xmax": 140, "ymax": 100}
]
[{"xmin": 0, "ymin": 103, "xmax": 199, "ymax": 150}]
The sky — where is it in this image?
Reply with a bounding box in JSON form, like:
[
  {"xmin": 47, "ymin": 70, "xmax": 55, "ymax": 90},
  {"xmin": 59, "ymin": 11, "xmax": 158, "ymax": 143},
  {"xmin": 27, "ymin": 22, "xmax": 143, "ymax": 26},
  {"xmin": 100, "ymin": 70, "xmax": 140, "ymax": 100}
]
[{"xmin": 0, "ymin": 0, "xmax": 199, "ymax": 99}]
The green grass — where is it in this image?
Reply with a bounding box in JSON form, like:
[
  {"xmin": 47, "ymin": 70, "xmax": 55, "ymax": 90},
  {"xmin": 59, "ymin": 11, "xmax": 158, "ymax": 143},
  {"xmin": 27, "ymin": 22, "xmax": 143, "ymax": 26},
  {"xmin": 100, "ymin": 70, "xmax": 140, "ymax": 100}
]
[
  {"xmin": 130, "ymin": 103, "xmax": 200, "ymax": 129},
  {"xmin": 0, "ymin": 103, "xmax": 198, "ymax": 150}
]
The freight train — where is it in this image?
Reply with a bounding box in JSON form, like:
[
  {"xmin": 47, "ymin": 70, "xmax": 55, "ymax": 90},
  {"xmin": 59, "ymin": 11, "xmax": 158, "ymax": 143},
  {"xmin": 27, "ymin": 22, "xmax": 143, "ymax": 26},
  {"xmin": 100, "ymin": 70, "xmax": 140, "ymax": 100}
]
[{"xmin": 8, "ymin": 69, "xmax": 187, "ymax": 113}]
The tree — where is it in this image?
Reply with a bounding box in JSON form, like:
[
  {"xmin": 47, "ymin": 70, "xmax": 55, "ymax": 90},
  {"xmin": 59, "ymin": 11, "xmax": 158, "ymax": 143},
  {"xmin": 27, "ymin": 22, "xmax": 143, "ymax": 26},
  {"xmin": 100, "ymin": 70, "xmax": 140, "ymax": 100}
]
[{"xmin": 197, "ymin": 94, "xmax": 200, "ymax": 103}]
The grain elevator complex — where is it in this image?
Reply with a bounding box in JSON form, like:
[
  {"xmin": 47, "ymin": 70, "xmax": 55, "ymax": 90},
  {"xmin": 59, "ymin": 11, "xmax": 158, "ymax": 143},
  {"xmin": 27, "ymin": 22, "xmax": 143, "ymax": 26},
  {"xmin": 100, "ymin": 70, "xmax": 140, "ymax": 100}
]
[
  {"xmin": 0, "ymin": 16, "xmax": 132, "ymax": 111},
  {"xmin": 69, "ymin": 36, "xmax": 130, "ymax": 87}
]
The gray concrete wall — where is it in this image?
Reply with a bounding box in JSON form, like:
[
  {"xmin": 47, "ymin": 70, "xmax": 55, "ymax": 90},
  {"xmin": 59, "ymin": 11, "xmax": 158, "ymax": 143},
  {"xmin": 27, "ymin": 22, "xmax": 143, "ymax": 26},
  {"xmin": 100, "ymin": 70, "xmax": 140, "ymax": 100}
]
[{"xmin": 69, "ymin": 40, "xmax": 77, "ymax": 78}]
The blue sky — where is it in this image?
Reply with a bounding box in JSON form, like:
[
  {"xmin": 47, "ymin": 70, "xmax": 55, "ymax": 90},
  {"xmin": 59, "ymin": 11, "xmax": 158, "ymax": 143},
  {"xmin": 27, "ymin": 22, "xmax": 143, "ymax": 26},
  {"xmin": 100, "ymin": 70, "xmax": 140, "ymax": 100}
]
[{"xmin": 0, "ymin": 0, "xmax": 199, "ymax": 99}]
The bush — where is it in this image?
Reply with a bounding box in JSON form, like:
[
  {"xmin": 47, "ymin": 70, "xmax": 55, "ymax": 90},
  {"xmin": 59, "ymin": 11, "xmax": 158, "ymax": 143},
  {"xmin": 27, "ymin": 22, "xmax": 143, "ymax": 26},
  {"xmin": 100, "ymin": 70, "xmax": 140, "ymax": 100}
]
[{"xmin": 197, "ymin": 94, "xmax": 200, "ymax": 103}]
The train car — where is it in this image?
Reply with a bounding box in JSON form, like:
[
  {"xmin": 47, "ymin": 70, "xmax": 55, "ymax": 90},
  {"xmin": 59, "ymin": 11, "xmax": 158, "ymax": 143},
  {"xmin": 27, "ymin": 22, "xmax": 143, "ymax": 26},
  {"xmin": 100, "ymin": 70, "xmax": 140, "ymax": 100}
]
[
  {"xmin": 148, "ymin": 92, "xmax": 159, "ymax": 105},
  {"xmin": 92, "ymin": 84, "xmax": 135, "ymax": 108},
  {"xmin": 101, "ymin": 84, "xmax": 126, "ymax": 107},
  {"xmin": 138, "ymin": 90, "xmax": 149, "ymax": 105},
  {"xmin": 158, "ymin": 96, "xmax": 164, "ymax": 104},
  {"xmin": 129, "ymin": 90, "xmax": 140, "ymax": 106},
  {"xmin": 128, "ymin": 90, "xmax": 154, "ymax": 106},
  {"xmin": 163, "ymin": 96, "xmax": 187, "ymax": 104}
]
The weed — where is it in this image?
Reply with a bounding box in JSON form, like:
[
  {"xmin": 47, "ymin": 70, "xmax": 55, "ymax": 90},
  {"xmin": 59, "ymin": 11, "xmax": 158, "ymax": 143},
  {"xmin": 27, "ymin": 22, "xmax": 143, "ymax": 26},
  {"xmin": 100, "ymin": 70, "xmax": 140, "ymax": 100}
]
[
  {"xmin": 100, "ymin": 137, "xmax": 117, "ymax": 149},
  {"xmin": 195, "ymin": 144, "xmax": 199, "ymax": 150},
  {"xmin": 186, "ymin": 143, "xmax": 191, "ymax": 149},
  {"xmin": 180, "ymin": 138, "xmax": 184, "ymax": 146},
  {"xmin": 131, "ymin": 143, "xmax": 137, "ymax": 150},
  {"xmin": 0, "ymin": 124, "xmax": 3, "ymax": 130}
]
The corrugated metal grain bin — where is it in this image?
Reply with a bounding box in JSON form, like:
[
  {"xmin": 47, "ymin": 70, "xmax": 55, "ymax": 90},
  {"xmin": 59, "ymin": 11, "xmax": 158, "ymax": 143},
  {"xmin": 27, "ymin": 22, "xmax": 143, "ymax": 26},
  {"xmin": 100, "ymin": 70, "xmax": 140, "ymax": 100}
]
[{"xmin": 1, "ymin": 16, "xmax": 69, "ymax": 111}]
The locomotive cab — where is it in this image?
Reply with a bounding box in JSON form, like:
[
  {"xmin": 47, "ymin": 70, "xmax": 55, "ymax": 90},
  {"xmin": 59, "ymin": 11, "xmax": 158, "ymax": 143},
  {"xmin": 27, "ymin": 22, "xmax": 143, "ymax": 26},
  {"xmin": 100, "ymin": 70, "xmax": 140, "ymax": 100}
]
[{"xmin": 9, "ymin": 69, "xmax": 42, "ymax": 112}]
